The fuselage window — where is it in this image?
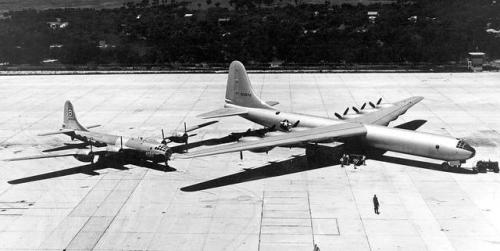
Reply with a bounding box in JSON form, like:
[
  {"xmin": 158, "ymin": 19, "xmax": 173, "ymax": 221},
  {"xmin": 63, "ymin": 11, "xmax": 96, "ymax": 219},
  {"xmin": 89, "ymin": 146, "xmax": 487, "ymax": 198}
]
[{"xmin": 435, "ymin": 145, "xmax": 440, "ymax": 149}]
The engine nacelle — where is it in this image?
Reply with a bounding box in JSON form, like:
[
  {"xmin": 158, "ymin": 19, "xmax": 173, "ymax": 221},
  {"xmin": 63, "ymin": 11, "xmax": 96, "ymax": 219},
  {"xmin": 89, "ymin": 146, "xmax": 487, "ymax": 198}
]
[
  {"xmin": 73, "ymin": 149, "xmax": 94, "ymax": 162},
  {"xmin": 106, "ymin": 145, "xmax": 122, "ymax": 153},
  {"xmin": 239, "ymin": 136, "xmax": 275, "ymax": 153}
]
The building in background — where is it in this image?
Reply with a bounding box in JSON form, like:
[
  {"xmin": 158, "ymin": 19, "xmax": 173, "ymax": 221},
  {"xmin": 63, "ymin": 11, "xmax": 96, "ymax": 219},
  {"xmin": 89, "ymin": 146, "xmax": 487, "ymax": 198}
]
[{"xmin": 468, "ymin": 52, "xmax": 486, "ymax": 72}]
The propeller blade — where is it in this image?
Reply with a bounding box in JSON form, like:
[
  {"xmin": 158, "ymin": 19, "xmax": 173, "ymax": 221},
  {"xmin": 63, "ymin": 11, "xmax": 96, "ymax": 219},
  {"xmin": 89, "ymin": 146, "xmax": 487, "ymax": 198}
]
[
  {"xmin": 292, "ymin": 120, "xmax": 300, "ymax": 127},
  {"xmin": 377, "ymin": 98, "xmax": 382, "ymax": 105},
  {"xmin": 240, "ymin": 151, "xmax": 243, "ymax": 160},
  {"xmin": 369, "ymin": 101, "xmax": 376, "ymax": 108},
  {"xmin": 352, "ymin": 106, "xmax": 360, "ymax": 113},
  {"xmin": 361, "ymin": 103, "xmax": 366, "ymax": 110},
  {"xmin": 161, "ymin": 129, "xmax": 165, "ymax": 140},
  {"xmin": 184, "ymin": 122, "xmax": 187, "ymax": 133},
  {"xmin": 334, "ymin": 113, "xmax": 343, "ymax": 119},
  {"xmin": 343, "ymin": 107, "xmax": 349, "ymax": 115},
  {"xmin": 120, "ymin": 136, "xmax": 123, "ymax": 149},
  {"xmin": 90, "ymin": 144, "xmax": 94, "ymax": 164}
]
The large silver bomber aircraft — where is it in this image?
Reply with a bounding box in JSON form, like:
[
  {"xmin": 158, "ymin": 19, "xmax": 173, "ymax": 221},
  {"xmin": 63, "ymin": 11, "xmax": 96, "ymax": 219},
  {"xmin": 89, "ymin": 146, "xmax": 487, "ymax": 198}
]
[
  {"xmin": 5, "ymin": 101, "xmax": 217, "ymax": 168},
  {"xmin": 178, "ymin": 61, "xmax": 476, "ymax": 169}
]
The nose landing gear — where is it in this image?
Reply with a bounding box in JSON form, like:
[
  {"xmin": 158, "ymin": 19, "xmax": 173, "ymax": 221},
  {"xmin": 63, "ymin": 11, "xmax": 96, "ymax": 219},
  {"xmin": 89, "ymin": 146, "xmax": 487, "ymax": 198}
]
[{"xmin": 441, "ymin": 161, "xmax": 462, "ymax": 169}]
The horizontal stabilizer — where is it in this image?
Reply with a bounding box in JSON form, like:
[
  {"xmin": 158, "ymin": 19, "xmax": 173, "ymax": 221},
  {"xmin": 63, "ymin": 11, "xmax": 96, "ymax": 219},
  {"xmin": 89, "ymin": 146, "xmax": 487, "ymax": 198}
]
[
  {"xmin": 38, "ymin": 129, "xmax": 74, "ymax": 136},
  {"xmin": 265, "ymin": 101, "xmax": 279, "ymax": 106},
  {"xmin": 86, "ymin": 124, "xmax": 101, "ymax": 129},
  {"xmin": 197, "ymin": 107, "xmax": 247, "ymax": 119},
  {"xmin": 395, "ymin": 120, "xmax": 427, "ymax": 131}
]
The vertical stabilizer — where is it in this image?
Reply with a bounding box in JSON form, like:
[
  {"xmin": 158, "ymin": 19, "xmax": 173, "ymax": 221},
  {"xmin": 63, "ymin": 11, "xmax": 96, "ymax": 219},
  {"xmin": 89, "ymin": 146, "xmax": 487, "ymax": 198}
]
[
  {"xmin": 63, "ymin": 101, "xmax": 87, "ymax": 131},
  {"xmin": 225, "ymin": 61, "xmax": 273, "ymax": 109}
]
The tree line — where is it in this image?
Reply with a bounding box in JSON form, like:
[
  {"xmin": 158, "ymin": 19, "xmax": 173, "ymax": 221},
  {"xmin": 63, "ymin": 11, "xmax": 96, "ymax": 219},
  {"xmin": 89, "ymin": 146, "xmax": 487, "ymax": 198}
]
[{"xmin": 0, "ymin": 0, "xmax": 498, "ymax": 66}]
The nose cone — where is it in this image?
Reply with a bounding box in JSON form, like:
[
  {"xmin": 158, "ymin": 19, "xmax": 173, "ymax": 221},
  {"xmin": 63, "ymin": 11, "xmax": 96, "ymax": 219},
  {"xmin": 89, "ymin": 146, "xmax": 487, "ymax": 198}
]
[{"xmin": 464, "ymin": 143, "xmax": 476, "ymax": 159}]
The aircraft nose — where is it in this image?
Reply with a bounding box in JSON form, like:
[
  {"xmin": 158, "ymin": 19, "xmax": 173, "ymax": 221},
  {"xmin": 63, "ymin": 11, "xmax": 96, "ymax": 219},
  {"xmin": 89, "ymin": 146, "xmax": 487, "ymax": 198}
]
[{"xmin": 464, "ymin": 143, "xmax": 476, "ymax": 158}]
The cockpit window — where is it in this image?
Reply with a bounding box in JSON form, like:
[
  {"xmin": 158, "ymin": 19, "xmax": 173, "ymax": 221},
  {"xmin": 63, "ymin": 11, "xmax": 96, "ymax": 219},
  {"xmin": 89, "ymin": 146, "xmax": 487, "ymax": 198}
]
[{"xmin": 456, "ymin": 140, "xmax": 466, "ymax": 149}]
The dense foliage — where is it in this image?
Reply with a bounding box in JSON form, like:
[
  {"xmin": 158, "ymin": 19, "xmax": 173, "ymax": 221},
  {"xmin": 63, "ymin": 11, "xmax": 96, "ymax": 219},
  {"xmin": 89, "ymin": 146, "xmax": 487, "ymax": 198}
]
[{"xmin": 0, "ymin": 0, "xmax": 498, "ymax": 66}]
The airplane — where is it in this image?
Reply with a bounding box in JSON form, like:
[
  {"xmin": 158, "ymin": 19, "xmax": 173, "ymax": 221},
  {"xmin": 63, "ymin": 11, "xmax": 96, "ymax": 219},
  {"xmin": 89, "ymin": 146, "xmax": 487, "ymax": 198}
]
[
  {"xmin": 177, "ymin": 61, "xmax": 476, "ymax": 169},
  {"xmin": 4, "ymin": 101, "xmax": 217, "ymax": 169}
]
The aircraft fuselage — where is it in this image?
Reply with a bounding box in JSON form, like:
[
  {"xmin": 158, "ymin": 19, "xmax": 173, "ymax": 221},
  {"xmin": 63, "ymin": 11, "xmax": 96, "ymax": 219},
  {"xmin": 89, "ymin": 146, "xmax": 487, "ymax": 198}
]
[
  {"xmin": 227, "ymin": 104, "xmax": 475, "ymax": 162},
  {"xmin": 68, "ymin": 131, "xmax": 170, "ymax": 162}
]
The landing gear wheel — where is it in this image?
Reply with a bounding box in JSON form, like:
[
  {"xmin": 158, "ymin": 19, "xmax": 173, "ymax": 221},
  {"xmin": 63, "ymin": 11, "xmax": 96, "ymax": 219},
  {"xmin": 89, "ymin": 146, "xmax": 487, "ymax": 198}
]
[{"xmin": 441, "ymin": 162, "xmax": 450, "ymax": 170}]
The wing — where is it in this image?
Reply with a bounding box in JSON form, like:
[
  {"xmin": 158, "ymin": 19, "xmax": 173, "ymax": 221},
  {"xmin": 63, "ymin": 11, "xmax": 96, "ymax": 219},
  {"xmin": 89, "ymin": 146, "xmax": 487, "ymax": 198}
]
[
  {"xmin": 185, "ymin": 121, "xmax": 218, "ymax": 133},
  {"xmin": 178, "ymin": 122, "xmax": 366, "ymax": 159},
  {"xmin": 4, "ymin": 147, "xmax": 108, "ymax": 161},
  {"xmin": 350, "ymin": 96, "xmax": 423, "ymax": 125},
  {"xmin": 4, "ymin": 152, "xmax": 77, "ymax": 161}
]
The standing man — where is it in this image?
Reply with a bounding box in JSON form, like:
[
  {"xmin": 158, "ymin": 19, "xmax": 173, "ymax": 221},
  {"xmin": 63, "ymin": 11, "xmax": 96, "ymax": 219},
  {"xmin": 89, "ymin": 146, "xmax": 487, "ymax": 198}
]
[{"xmin": 373, "ymin": 194, "xmax": 380, "ymax": 214}]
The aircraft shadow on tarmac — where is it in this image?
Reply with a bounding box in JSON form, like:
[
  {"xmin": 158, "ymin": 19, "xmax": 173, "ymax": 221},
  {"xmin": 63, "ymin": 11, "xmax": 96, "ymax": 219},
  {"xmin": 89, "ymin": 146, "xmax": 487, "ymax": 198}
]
[
  {"xmin": 181, "ymin": 153, "xmax": 335, "ymax": 192},
  {"xmin": 8, "ymin": 158, "xmax": 176, "ymax": 184},
  {"xmin": 181, "ymin": 149, "xmax": 476, "ymax": 192},
  {"xmin": 6, "ymin": 135, "xmax": 233, "ymax": 185},
  {"xmin": 373, "ymin": 155, "xmax": 476, "ymax": 174}
]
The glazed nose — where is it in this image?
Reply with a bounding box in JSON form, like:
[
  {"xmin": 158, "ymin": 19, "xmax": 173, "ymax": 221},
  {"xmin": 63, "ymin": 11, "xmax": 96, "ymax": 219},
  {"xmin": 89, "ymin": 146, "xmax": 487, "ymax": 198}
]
[
  {"xmin": 469, "ymin": 147, "xmax": 476, "ymax": 158},
  {"xmin": 464, "ymin": 143, "xmax": 476, "ymax": 158}
]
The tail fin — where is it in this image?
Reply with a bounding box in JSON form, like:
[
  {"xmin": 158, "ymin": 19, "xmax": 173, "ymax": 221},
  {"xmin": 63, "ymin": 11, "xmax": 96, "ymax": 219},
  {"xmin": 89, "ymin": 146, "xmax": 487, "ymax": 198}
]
[
  {"xmin": 225, "ymin": 61, "xmax": 273, "ymax": 109},
  {"xmin": 63, "ymin": 101, "xmax": 87, "ymax": 131}
]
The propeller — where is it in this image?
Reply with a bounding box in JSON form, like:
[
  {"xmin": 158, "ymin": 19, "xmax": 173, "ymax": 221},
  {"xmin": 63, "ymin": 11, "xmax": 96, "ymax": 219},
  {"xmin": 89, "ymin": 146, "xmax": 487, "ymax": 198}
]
[
  {"xmin": 335, "ymin": 108, "xmax": 350, "ymax": 120},
  {"xmin": 161, "ymin": 129, "xmax": 166, "ymax": 144},
  {"xmin": 369, "ymin": 101, "xmax": 376, "ymax": 108},
  {"xmin": 183, "ymin": 122, "xmax": 189, "ymax": 152},
  {"xmin": 361, "ymin": 103, "xmax": 366, "ymax": 110},
  {"xmin": 352, "ymin": 106, "xmax": 360, "ymax": 114},
  {"xmin": 90, "ymin": 143, "xmax": 94, "ymax": 164},
  {"xmin": 377, "ymin": 97, "xmax": 382, "ymax": 105}
]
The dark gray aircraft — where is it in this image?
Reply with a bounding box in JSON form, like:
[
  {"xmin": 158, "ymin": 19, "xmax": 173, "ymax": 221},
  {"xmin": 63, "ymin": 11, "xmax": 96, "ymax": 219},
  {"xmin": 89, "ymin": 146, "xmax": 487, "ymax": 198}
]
[
  {"xmin": 178, "ymin": 61, "xmax": 475, "ymax": 169},
  {"xmin": 4, "ymin": 101, "xmax": 217, "ymax": 168}
]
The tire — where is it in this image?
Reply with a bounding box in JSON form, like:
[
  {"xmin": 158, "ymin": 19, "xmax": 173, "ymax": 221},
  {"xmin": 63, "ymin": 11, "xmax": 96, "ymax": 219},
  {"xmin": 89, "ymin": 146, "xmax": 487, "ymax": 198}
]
[{"xmin": 441, "ymin": 162, "xmax": 450, "ymax": 170}]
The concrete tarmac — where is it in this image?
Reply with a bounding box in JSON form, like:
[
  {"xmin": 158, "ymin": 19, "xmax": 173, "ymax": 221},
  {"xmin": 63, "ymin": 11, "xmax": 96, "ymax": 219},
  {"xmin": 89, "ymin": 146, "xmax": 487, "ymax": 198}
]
[{"xmin": 0, "ymin": 72, "xmax": 499, "ymax": 250}]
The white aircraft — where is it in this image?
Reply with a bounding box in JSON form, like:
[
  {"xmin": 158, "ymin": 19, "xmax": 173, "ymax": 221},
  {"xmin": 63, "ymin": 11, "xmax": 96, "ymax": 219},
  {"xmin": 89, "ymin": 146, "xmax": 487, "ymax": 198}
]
[{"xmin": 178, "ymin": 61, "xmax": 475, "ymax": 169}]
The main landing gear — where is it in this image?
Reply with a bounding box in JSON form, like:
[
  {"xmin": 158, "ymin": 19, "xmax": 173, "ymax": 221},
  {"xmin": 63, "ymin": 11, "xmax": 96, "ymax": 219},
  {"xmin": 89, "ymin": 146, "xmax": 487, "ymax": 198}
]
[{"xmin": 441, "ymin": 161, "xmax": 462, "ymax": 169}]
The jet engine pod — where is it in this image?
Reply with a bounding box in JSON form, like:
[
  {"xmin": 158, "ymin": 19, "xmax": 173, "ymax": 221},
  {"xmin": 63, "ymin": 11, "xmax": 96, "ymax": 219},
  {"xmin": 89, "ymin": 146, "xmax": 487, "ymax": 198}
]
[
  {"xmin": 73, "ymin": 149, "xmax": 94, "ymax": 162},
  {"xmin": 239, "ymin": 136, "xmax": 261, "ymax": 142}
]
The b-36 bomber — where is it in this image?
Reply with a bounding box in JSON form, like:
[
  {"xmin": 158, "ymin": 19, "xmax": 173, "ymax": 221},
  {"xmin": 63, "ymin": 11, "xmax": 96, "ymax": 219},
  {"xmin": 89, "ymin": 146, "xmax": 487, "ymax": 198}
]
[{"xmin": 179, "ymin": 61, "xmax": 476, "ymax": 170}]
